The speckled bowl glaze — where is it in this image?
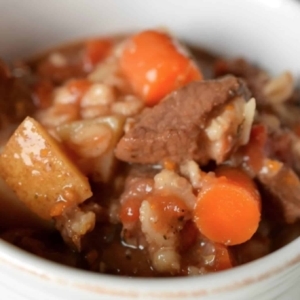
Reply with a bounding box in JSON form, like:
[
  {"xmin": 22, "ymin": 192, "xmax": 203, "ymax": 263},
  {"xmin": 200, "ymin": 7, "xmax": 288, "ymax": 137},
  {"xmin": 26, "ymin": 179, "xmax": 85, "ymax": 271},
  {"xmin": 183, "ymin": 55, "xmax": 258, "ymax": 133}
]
[{"xmin": 1, "ymin": 0, "xmax": 300, "ymax": 299}]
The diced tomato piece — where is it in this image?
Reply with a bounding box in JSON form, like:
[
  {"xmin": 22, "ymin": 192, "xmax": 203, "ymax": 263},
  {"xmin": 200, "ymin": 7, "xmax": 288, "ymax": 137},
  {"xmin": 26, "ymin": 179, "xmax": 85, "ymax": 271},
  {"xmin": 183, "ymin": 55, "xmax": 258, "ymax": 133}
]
[
  {"xmin": 66, "ymin": 79, "xmax": 91, "ymax": 101},
  {"xmin": 120, "ymin": 198, "xmax": 141, "ymax": 225},
  {"xmin": 83, "ymin": 38, "xmax": 113, "ymax": 70}
]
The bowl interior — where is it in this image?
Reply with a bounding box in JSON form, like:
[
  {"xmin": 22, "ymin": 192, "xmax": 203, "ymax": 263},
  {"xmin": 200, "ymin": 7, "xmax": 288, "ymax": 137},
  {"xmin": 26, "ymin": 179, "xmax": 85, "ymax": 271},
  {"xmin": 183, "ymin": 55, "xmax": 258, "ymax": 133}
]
[
  {"xmin": 1, "ymin": 0, "xmax": 300, "ymax": 298},
  {"xmin": 0, "ymin": 0, "xmax": 300, "ymax": 76}
]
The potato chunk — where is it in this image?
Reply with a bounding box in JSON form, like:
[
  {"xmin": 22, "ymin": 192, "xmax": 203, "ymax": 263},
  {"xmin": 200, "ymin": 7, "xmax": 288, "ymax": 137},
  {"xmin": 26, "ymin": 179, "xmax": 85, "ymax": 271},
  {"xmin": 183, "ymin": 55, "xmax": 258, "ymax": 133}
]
[
  {"xmin": 0, "ymin": 117, "xmax": 92, "ymax": 220},
  {"xmin": 0, "ymin": 177, "xmax": 52, "ymax": 228}
]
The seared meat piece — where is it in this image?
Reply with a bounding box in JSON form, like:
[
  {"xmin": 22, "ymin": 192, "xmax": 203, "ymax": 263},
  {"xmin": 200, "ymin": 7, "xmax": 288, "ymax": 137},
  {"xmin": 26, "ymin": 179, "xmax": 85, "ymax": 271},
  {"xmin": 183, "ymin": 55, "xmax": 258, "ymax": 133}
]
[
  {"xmin": 214, "ymin": 58, "xmax": 269, "ymax": 105},
  {"xmin": 258, "ymin": 163, "xmax": 300, "ymax": 224},
  {"xmin": 116, "ymin": 75, "xmax": 251, "ymax": 165},
  {"xmin": 256, "ymin": 111, "xmax": 300, "ymax": 176},
  {"xmin": 229, "ymin": 123, "xmax": 300, "ymax": 224}
]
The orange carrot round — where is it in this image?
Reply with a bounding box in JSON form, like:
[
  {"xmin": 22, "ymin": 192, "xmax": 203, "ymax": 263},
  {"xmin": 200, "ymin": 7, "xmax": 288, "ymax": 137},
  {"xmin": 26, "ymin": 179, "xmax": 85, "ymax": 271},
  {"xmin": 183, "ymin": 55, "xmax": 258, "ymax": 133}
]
[
  {"xmin": 215, "ymin": 166, "xmax": 260, "ymax": 202},
  {"xmin": 194, "ymin": 167, "xmax": 261, "ymax": 246},
  {"xmin": 120, "ymin": 30, "xmax": 203, "ymax": 106}
]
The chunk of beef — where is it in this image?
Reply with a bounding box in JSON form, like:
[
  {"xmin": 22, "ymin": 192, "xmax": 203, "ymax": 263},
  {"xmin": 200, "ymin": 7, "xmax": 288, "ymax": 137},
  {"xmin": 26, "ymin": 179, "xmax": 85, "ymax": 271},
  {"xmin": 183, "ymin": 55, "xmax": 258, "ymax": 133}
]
[
  {"xmin": 230, "ymin": 121, "xmax": 300, "ymax": 224},
  {"xmin": 214, "ymin": 58, "xmax": 269, "ymax": 105},
  {"xmin": 115, "ymin": 75, "xmax": 251, "ymax": 165},
  {"xmin": 258, "ymin": 164, "xmax": 300, "ymax": 224},
  {"xmin": 256, "ymin": 111, "xmax": 300, "ymax": 175}
]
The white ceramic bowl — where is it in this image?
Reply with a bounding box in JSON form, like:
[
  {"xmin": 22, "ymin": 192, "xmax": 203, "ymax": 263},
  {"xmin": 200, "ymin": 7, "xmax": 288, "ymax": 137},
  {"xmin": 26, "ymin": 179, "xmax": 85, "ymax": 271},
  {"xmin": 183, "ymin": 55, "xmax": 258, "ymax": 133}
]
[{"xmin": 1, "ymin": 0, "xmax": 300, "ymax": 299}]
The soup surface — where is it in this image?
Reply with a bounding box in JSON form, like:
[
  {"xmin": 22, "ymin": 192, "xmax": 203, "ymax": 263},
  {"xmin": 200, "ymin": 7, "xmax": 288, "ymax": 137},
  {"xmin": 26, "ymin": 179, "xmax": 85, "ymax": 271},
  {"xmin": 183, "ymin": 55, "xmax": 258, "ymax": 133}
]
[{"xmin": 0, "ymin": 29, "xmax": 300, "ymax": 277}]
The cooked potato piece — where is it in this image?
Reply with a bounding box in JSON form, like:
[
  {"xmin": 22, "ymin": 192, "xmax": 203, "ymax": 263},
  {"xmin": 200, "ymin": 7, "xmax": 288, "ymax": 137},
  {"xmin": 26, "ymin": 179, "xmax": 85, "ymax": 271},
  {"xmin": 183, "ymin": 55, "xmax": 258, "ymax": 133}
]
[
  {"xmin": 0, "ymin": 117, "xmax": 92, "ymax": 220},
  {"xmin": 0, "ymin": 177, "xmax": 53, "ymax": 228},
  {"xmin": 56, "ymin": 115, "xmax": 125, "ymax": 182}
]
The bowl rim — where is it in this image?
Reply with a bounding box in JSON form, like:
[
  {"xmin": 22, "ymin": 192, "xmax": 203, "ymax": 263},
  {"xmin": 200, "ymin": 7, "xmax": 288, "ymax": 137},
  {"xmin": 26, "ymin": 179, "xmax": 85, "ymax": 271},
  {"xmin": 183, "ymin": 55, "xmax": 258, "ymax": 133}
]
[
  {"xmin": 1, "ymin": 0, "xmax": 300, "ymax": 298},
  {"xmin": 0, "ymin": 234, "xmax": 300, "ymax": 298}
]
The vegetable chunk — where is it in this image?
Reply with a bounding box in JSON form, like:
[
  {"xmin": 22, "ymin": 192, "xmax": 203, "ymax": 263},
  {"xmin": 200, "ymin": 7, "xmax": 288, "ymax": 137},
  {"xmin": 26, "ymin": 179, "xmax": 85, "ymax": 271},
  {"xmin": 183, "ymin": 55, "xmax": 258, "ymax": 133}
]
[
  {"xmin": 0, "ymin": 117, "xmax": 92, "ymax": 220},
  {"xmin": 120, "ymin": 30, "xmax": 203, "ymax": 105},
  {"xmin": 194, "ymin": 167, "xmax": 261, "ymax": 245}
]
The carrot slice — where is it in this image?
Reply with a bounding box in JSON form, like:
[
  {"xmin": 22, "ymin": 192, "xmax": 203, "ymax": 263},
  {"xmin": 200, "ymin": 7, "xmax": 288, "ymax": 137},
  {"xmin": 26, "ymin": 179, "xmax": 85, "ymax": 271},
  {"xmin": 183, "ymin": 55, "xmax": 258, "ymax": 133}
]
[
  {"xmin": 120, "ymin": 30, "xmax": 203, "ymax": 106},
  {"xmin": 215, "ymin": 166, "xmax": 260, "ymax": 203},
  {"xmin": 194, "ymin": 167, "xmax": 261, "ymax": 246}
]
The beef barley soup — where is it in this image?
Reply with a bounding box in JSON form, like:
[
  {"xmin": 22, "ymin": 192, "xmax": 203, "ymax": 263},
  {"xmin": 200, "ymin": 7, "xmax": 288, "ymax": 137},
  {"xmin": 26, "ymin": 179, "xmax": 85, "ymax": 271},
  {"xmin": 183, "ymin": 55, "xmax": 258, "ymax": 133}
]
[{"xmin": 0, "ymin": 29, "xmax": 300, "ymax": 277}]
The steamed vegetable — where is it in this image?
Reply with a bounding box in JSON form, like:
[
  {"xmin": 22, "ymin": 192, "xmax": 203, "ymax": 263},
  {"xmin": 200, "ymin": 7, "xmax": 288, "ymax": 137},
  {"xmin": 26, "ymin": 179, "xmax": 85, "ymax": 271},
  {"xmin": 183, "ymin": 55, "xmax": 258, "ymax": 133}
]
[
  {"xmin": 194, "ymin": 166, "xmax": 261, "ymax": 245},
  {"xmin": 0, "ymin": 177, "xmax": 52, "ymax": 228},
  {"xmin": 120, "ymin": 30, "xmax": 203, "ymax": 106},
  {"xmin": 0, "ymin": 117, "xmax": 92, "ymax": 220}
]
